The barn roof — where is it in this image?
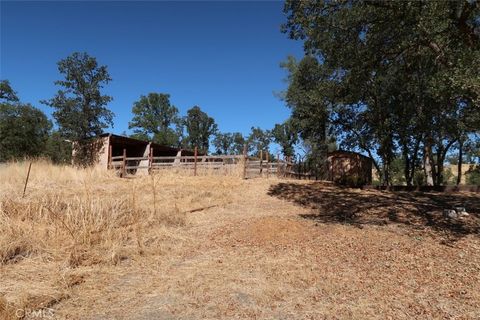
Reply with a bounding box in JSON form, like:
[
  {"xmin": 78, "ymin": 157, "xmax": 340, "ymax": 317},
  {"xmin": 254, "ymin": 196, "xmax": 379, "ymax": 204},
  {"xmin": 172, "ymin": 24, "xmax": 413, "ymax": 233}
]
[{"xmin": 99, "ymin": 133, "xmax": 201, "ymax": 156}]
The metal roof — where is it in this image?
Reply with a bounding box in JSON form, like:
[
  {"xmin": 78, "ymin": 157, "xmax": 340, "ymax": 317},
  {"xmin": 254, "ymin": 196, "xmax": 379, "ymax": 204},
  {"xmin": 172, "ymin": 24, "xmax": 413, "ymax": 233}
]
[{"xmin": 100, "ymin": 133, "xmax": 201, "ymax": 156}]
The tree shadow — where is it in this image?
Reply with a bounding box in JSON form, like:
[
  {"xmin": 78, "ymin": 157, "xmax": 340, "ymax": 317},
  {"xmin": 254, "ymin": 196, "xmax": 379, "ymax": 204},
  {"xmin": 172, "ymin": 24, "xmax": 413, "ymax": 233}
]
[{"xmin": 267, "ymin": 181, "xmax": 480, "ymax": 243}]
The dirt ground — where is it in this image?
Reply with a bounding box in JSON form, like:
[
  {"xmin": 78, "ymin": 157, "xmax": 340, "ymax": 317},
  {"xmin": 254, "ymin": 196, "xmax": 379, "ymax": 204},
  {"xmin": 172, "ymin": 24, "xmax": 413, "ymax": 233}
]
[{"xmin": 1, "ymin": 176, "xmax": 480, "ymax": 319}]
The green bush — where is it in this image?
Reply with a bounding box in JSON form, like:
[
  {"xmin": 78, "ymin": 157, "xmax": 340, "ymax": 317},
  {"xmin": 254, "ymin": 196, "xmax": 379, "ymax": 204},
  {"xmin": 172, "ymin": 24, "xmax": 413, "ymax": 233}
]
[{"xmin": 466, "ymin": 169, "xmax": 480, "ymax": 185}]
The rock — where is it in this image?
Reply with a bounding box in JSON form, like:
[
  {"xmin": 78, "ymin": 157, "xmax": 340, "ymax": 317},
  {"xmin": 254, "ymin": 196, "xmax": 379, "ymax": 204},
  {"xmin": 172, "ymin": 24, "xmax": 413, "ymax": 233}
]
[
  {"xmin": 443, "ymin": 209, "xmax": 458, "ymax": 219},
  {"xmin": 454, "ymin": 207, "xmax": 469, "ymax": 217}
]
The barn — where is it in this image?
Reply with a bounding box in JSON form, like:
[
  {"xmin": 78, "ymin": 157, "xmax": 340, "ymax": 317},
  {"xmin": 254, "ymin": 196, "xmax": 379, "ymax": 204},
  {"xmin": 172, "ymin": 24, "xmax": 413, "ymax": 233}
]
[
  {"xmin": 74, "ymin": 133, "xmax": 197, "ymax": 174},
  {"xmin": 327, "ymin": 150, "xmax": 373, "ymax": 186}
]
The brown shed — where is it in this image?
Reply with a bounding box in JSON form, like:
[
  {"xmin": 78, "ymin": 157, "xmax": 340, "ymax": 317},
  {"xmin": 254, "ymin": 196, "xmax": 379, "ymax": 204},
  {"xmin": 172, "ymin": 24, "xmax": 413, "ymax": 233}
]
[{"xmin": 327, "ymin": 150, "xmax": 373, "ymax": 186}]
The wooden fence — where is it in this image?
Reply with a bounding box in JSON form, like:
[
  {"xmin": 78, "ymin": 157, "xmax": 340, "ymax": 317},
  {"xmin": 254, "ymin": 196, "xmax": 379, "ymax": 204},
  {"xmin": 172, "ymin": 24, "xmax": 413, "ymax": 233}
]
[{"xmin": 108, "ymin": 147, "xmax": 297, "ymax": 179}]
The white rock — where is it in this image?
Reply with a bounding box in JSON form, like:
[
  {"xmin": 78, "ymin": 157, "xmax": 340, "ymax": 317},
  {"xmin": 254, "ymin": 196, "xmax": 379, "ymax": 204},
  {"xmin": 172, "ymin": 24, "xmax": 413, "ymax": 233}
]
[
  {"xmin": 454, "ymin": 207, "xmax": 469, "ymax": 217},
  {"xmin": 443, "ymin": 209, "xmax": 458, "ymax": 219}
]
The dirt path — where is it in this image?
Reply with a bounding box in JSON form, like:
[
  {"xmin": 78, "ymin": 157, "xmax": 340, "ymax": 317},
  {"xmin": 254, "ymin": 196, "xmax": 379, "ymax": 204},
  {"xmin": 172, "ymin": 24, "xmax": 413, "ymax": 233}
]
[
  {"xmin": 2, "ymin": 176, "xmax": 478, "ymax": 319},
  {"xmin": 46, "ymin": 179, "xmax": 480, "ymax": 320}
]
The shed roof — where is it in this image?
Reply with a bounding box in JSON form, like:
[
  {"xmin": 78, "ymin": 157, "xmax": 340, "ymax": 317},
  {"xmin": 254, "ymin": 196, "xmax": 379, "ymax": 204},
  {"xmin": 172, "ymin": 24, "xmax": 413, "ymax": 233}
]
[{"xmin": 99, "ymin": 133, "xmax": 201, "ymax": 156}]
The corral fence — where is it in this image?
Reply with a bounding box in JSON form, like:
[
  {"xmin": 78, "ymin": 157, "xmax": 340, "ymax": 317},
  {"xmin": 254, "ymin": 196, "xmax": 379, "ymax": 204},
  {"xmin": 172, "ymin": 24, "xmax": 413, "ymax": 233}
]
[{"xmin": 108, "ymin": 147, "xmax": 299, "ymax": 179}]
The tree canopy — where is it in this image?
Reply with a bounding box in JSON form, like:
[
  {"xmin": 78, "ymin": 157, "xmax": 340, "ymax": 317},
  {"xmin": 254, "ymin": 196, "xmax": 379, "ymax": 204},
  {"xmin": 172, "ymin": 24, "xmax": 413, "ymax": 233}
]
[
  {"xmin": 0, "ymin": 80, "xmax": 52, "ymax": 162},
  {"xmin": 128, "ymin": 93, "xmax": 182, "ymax": 146},
  {"xmin": 184, "ymin": 106, "xmax": 218, "ymax": 152},
  {"xmin": 42, "ymin": 52, "xmax": 114, "ymax": 166},
  {"xmin": 213, "ymin": 132, "xmax": 245, "ymax": 155},
  {"xmin": 271, "ymin": 120, "xmax": 297, "ymax": 158},
  {"xmin": 0, "ymin": 80, "xmax": 19, "ymax": 102},
  {"xmin": 282, "ymin": 0, "xmax": 480, "ymax": 185},
  {"xmin": 247, "ymin": 127, "xmax": 271, "ymax": 157}
]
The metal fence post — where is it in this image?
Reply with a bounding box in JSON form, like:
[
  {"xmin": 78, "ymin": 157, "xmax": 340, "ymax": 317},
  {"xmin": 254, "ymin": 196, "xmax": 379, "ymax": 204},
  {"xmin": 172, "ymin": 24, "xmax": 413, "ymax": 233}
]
[
  {"xmin": 243, "ymin": 144, "xmax": 247, "ymax": 180},
  {"xmin": 260, "ymin": 150, "xmax": 263, "ymax": 176},
  {"xmin": 194, "ymin": 146, "xmax": 198, "ymax": 176}
]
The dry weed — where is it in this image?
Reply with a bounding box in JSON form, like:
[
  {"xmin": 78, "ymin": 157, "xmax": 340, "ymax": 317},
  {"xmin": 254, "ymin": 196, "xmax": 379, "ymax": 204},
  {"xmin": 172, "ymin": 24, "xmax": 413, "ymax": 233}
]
[{"xmin": 0, "ymin": 160, "xmax": 238, "ymax": 314}]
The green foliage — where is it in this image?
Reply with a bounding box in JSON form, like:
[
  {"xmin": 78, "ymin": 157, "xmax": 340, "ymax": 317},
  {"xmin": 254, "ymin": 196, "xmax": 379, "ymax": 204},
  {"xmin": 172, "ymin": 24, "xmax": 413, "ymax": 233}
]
[
  {"xmin": 282, "ymin": 0, "xmax": 480, "ymax": 186},
  {"xmin": 271, "ymin": 121, "xmax": 297, "ymax": 158},
  {"xmin": 280, "ymin": 56, "xmax": 331, "ymax": 178},
  {"xmin": 247, "ymin": 127, "xmax": 271, "ymax": 157},
  {"xmin": 0, "ymin": 80, "xmax": 19, "ymax": 102},
  {"xmin": 446, "ymin": 155, "xmax": 459, "ymax": 165},
  {"xmin": 129, "ymin": 132, "xmax": 150, "ymax": 142},
  {"xmin": 282, "ymin": 56, "xmax": 329, "ymax": 144},
  {"xmin": 128, "ymin": 93, "xmax": 181, "ymax": 146},
  {"xmin": 213, "ymin": 132, "xmax": 245, "ymax": 155},
  {"xmin": 389, "ymin": 157, "xmax": 407, "ymax": 186},
  {"xmin": 413, "ymin": 170, "xmax": 426, "ymax": 187},
  {"xmin": 466, "ymin": 168, "xmax": 480, "ymax": 185},
  {"xmin": 0, "ymin": 80, "xmax": 69, "ymax": 164},
  {"xmin": 231, "ymin": 132, "xmax": 246, "ymax": 155},
  {"xmin": 184, "ymin": 106, "xmax": 217, "ymax": 152},
  {"xmin": 44, "ymin": 131, "xmax": 72, "ymax": 164},
  {"xmin": 443, "ymin": 168, "xmax": 457, "ymax": 186},
  {"xmin": 42, "ymin": 52, "xmax": 114, "ymax": 166},
  {"xmin": 0, "ymin": 103, "xmax": 52, "ymax": 162}
]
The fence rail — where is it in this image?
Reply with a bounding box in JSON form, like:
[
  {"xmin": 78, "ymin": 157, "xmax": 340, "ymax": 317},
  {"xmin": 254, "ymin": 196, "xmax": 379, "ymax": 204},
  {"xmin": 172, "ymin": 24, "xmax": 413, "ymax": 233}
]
[{"xmin": 108, "ymin": 147, "xmax": 294, "ymax": 179}]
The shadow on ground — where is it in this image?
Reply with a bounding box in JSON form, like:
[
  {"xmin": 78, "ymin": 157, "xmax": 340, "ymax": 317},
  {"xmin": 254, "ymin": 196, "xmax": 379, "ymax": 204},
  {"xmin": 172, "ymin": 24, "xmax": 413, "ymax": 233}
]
[{"xmin": 268, "ymin": 181, "xmax": 480, "ymax": 242}]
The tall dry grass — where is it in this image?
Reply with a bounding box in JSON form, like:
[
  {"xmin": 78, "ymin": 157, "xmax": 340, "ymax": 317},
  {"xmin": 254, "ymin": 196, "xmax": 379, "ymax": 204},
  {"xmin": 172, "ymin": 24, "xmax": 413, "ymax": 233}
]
[
  {"xmin": 0, "ymin": 160, "xmax": 241, "ymax": 318},
  {"xmin": 0, "ymin": 160, "xmax": 239, "ymax": 267},
  {"xmin": 0, "ymin": 160, "xmax": 237, "ymax": 264}
]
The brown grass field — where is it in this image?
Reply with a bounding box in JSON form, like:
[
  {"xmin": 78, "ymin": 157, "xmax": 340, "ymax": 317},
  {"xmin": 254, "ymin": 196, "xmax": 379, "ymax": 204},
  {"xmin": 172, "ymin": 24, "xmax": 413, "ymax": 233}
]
[{"xmin": 1, "ymin": 161, "xmax": 479, "ymax": 319}]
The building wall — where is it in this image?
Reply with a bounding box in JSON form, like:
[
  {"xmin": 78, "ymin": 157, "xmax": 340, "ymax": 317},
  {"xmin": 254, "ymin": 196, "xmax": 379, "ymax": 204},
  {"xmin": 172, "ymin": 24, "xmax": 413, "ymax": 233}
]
[
  {"xmin": 328, "ymin": 153, "xmax": 372, "ymax": 186},
  {"xmin": 71, "ymin": 136, "xmax": 110, "ymax": 168},
  {"xmin": 97, "ymin": 136, "xmax": 110, "ymax": 169},
  {"xmin": 136, "ymin": 143, "xmax": 151, "ymax": 175}
]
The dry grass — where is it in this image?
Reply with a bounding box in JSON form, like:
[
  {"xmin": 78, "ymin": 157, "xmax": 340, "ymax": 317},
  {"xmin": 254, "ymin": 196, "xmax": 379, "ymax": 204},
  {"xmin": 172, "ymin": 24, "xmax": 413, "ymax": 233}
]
[
  {"xmin": 1, "ymin": 161, "xmax": 479, "ymax": 319},
  {"xmin": 0, "ymin": 160, "xmax": 238, "ymax": 318}
]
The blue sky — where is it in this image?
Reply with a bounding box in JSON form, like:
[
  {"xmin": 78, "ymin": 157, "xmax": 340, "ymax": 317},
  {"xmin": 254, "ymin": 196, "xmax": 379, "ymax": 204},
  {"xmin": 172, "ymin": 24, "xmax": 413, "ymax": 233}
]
[{"xmin": 1, "ymin": 1, "xmax": 304, "ymax": 146}]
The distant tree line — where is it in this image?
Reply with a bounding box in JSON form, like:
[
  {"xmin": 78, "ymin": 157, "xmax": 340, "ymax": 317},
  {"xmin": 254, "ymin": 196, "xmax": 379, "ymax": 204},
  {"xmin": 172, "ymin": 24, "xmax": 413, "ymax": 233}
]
[
  {"xmin": 0, "ymin": 80, "xmax": 71, "ymax": 163},
  {"xmin": 2, "ymin": 0, "xmax": 479, "ymax": 187},
  {"xmin": 0, "ymin": 52, "xmax": 292, "ymax": 166}
]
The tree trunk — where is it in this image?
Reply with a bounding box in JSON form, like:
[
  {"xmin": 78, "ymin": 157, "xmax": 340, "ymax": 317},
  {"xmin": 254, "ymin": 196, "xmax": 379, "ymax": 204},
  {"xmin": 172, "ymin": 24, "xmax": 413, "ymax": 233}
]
[
  {"xmin": 457, "ymin": 140, "xmax": 464, "ymax": 186},
  {"xmin": 404, "ymin": 159, "xmax": 412, "ymax": 186},
  {"xmin": 382, "ymin": 162, "xmax": 390, "ymax": 186},
  {"xmin": 433, "ymin": 139, "xmax": 456, "ymax": 186},
  {"xmin": 437, "ymin": 158, "xmax": 444, "ymax": 186},
  {"xmin": 424, "ymin": 144, "xmax": 434, "ymax": 186},
  {"xmin": 402, "ymin": 145, "xmax": 412, "ymax": 186},
  {"xmin": 409, "ymin": 138, "xmax": 421, "ymax": 186}
]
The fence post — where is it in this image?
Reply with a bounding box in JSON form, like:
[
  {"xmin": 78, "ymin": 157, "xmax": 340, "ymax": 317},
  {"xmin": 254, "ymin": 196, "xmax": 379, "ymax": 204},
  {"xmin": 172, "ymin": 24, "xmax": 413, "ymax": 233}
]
[
  {"xmin": 287, "ymin": 156, "xmax": 291, "ymax": 178},
  {"xmin": 22, "ymin": 162, "xmax": 32, "ymax": 198},
  {"xmin": 276, "ymin": 153, "xmax": 280, "ymax": 177},
  {"xmin": 194, "ymin": 146, "xmax": 198, "ymax": 176},
  {"xmin": 243, "ymin": 144, "xmax": 247, "ymax": 180},
  {"xmin": 108, "ymin": 145, "xmax": 112, "ymax": 170},
  {"xmin": 266, "ymin": 152, "xmax": 269, "ymax": 178},
  {"xmin": 260, "ymin": 150, "xmax": 263, "ymax": 176},
  {"xmin": 285, "ymin": 156, "xmax": 288, "ymax": 178},
  {"xmin": 297, "ymin": 157, "xmax": 301, "ymax": 180},
  {"xmin": 151, "ymin": 147, "xmax": 155, "ymax": 172},
  {"xmin": 122, "ymin": 148, "xmax": 127, "ymax": 178},
  {"xmin": 148, "ymin": 145, "xmax": 153, "ymax": 173}
]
